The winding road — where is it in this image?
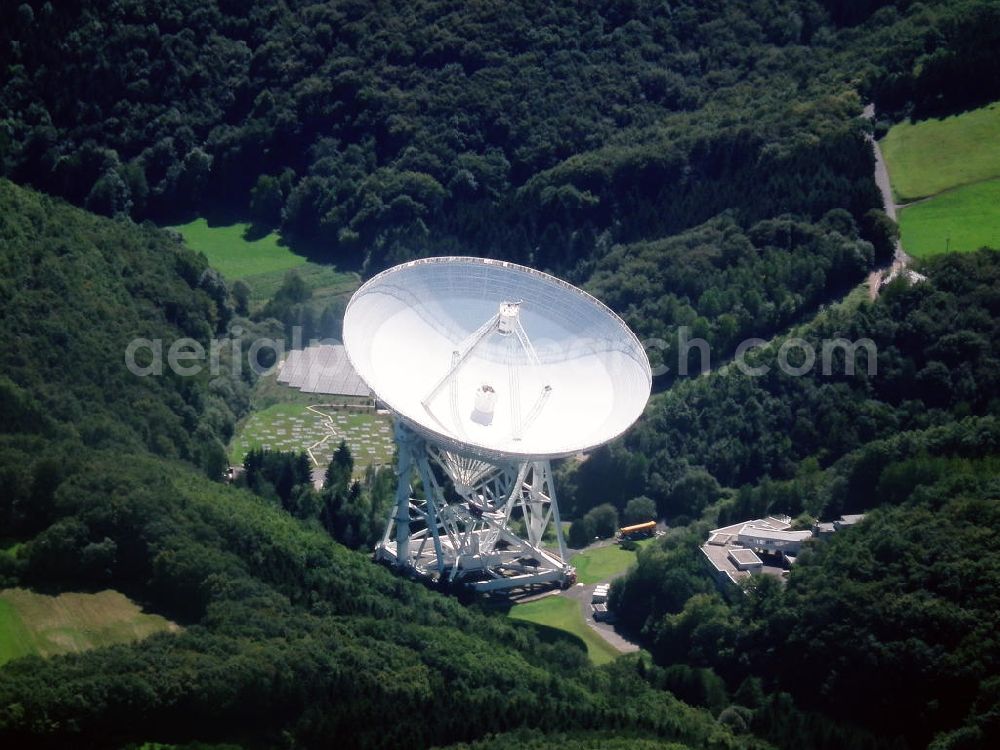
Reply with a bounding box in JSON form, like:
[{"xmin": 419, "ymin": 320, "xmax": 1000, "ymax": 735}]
[
  {"xmin": 515, "ymin": 107, "xmax": 915, "ymax": 654},
  {"xmin": 864, "ymin": 103, "xmax": 912, "ymax": 298}
]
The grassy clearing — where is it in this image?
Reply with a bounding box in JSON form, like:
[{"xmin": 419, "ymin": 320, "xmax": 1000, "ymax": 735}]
[
  {"xmin": 898, "ymin": 178, "xmax": 1000, "ymax": 257},
  {"xmin": 570, "ymin": 539, "xmax": 654, "ymax": 584},
  {"xmin": 167, "ymin": 218, "xmax": 306, "ymax": 279},
  {"xmin": 0, "ymin": 588, "xmax": 179, "ymax": 666},
  {"xmin": 165, "ymin": 219, "xmax": 359, "ymax": 307},
  {"xmin": 229, "ymin": 401, "xmax": 394, "ymax": 472},
  {"xmin": 0, "ymin": 597, "xmax": 35, "ymax": 664},
  {"xmin": 243, "ymin": 262, "xmax": 359, "ymax": 306},
  {"xmin": 507, "ymin": 596, "xmax": 620, "ymax": 665},
  {"xmin": 881, "ymin": 102, "xmax": 1000, "ymax": 201}
]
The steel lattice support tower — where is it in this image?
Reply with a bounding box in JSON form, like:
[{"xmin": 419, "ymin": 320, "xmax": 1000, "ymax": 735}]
[{"xmin": 374, "ymin": 421, "xmax": 572, "ymax": 591}]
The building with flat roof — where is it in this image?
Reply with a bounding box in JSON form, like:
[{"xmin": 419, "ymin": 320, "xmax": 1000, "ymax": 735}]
[
  {"xmin": 702, "ymin": 512, "xmax": 867, "ymax": 591},
  {"xmin": 700, "ymin": 516, "xmax": 793, "ymax": 588},
  {"xmin": 728, "ymin": 548, "xmax": 763, "ymax": 572},
  {"xmin": 836, "ymin": 514, "xmax": 865, "ymax": 529},
  {"xmin": 813, "ymin": 513, "xmax": 867, "ymax": 536},
  {"xmin": 736, "ymin": 526, "xmax": 813, "ymax": 557},
  {"xmin": 813, "ymin": 521, "xmax": 837, "ymax": 537},
  {"xmin": 701, "ymin": 516, "xmax": 800, "ymax": 587}
]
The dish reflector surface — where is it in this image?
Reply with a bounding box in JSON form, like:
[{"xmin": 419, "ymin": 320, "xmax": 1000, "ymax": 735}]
[{"xmin": 343, "ymin": 257, "xmax": 651, "ymax": 459}]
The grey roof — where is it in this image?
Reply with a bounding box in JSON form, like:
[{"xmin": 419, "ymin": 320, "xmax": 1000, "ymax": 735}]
[
  {"xmin": 737, "ymin": 526, "xmax": 813, "ymax": 543},
  {"xmin": 278, "ymin": 344, "xmax": 370, "ymax": 397},
  {"xmin": 710, "ymin": 516, "xmax": 791, "ymax": 537},
  {"xmin": 729, "ymin": 548, "xmax": 763, "ymax": 566},
  {"xmin": 702, "ymin": 515, "xmax": 802, "ymax": 587},
  {"xmin": 701, "ymin": 543, "xmax": 751, "ymax": 580}
]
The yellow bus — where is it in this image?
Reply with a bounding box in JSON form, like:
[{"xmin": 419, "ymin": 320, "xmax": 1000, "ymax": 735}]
[{"xmin": 618, "ymin": 520, "xmax": 656, "ymax": 540}]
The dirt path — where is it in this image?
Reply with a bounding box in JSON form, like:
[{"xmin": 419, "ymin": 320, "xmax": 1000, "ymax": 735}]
[
  {"xmin": 305, "ymin": 404, "xmax": 340, "ymax": 465},
  {"xmin": 863, "ymin": 103, "xmax": 911, "ymax": 300}
]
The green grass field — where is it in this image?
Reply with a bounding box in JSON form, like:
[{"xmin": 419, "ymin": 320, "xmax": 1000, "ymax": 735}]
[
  {"xmin": 165, "ymin": 218, "xmax": 359, "ymax": 318},
  {"xmin": 898, "ymin": 178, "xmax": 1000, "ymax": 257},
  {"xmin": 507, "ymin": 596, "xmax": 620, "ymax": 665},
  {"xmin": 167, "ymin": 218, "xmax": 306, "ymax": 279},
  {"xmin": 881, "ymin": 102, "xmax": 1000, "ymax": 201},
  {"xmin": 244, "ymin": 262, "xmax": 359, "ymax": 305},
  {"xmin": 0, "ymin": 597, "xmax": 35, "ymax": 664},
  {"xmin": 570, "ymin": 539, "xmax": 653, "ymax": 585},
  {"xmin": 881, "ymin": 100, "xmax": 1000, "ymax": 257},
  {"xmin": 230, "ymin": 401, "xmax": 395, "ymax": 472},
  {"xmin": 0, "ymin": 588, "xmax": 179, "ymax": 666}
]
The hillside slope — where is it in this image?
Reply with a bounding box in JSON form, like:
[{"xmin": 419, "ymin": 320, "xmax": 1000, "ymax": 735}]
[
  {"xmin": 609, "ymin": 250, "xmax": 1000, "ymax": 748},
  {"xmin": 0, "ymin": 180, "xmax": 747, "ymax": 749}
]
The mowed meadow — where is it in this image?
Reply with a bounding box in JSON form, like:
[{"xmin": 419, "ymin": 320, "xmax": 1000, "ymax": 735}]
[
  {"xmin": 507, "ymin": 596, "xmax": 620, "ymax": 666},
  {"xmin": 167, "ymin": 218, "xmax": 305, "ymax": 278},
  {"xmin": 0, "ymin": 588, "xmax": 178, "ymax": 666},
  {"xmin": 897, "ymin": 179, "xmax": 1000, "ymax": 256},
  {"xmin": 882, "ymin": 101, "xmax": 1000, "ymax": 256},
  {"xmin": 168, "ymin": 218, "xmax": 358, "ymax": 306},
  {"xmin": 570, "ymin": 539, "xmax": 654, "ymax": 585}
]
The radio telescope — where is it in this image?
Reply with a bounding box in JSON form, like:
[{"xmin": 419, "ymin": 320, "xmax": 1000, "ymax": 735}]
[{"xmin": 343, "ymin": 257, "xmax": 651, "ymax": 591}]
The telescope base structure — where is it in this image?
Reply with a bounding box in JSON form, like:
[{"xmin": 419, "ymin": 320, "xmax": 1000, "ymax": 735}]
[{"xmin": 375, "ymin": 423, "xmax": 576, "ymax": 593}]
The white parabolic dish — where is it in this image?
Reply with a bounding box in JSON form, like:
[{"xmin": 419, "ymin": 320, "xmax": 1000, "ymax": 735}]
[{"xmin": 343, "ymin": 257, "xmax": 652, "ymax": 460}]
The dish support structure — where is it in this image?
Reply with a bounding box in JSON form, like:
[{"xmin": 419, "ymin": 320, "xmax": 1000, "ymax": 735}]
[{"xmin": 374, "ymin": 422, "xmax": 575, "ymax": 591}]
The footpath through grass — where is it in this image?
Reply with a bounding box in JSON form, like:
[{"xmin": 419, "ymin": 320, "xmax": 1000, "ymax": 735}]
[
  {"xmin": 0, "ymin": 588, "xmax": 178, "ymax": 666},
  {"xmin": 898, "ymin": 178, "xmax": 1000, "ymax": 257},
  {"xmin": 508, "ymin": 596, "xmax": 620, "ymax": 665},
  {"xmin": 230, "ymin": 400, "xmax": 395, "ymax": 473},
  {"xmin": 881, "ymin": 101, "xmax": 1000, "ymax": 201}
]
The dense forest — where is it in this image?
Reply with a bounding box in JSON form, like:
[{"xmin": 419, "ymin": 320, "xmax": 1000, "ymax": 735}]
[
  {"xmin": 612, "ymin": 435, "xmax": 1000, "ymax": 748},
  {"xmin": 571, "ymin": 251, "xmax": 1000, "ymax": 518},
  {"xmin": 560, "ymin": 248, "xmax": 1000, "ymax": 747},
  {"xmin": 0, "ymin": 181, "xmax": 752, "ymax": 749},
  {"xmin": 606, "ymin": 252, "xmax": 1000, "ymax": 749},
  {"xmin": 2, "ymin": 0, "xmax": 999, "ymax": 748},
  {"xmin": 4, "ymin": 0, "xmax": 995, "ymax": 276}
]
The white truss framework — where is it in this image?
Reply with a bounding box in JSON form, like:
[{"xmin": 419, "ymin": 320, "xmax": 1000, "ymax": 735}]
[
  {"xmin": 374, "ymin": 422, "xmax": 574, "ymax": 592},
  {"xmin": 420, "ymin": 300, "xmax": 551, "ymax": 444}
]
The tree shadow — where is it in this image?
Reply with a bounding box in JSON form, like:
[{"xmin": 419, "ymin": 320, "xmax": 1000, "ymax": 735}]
[{"xmin": 243, "ymin": 222, "xmax": 273, "ymax": 242}]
